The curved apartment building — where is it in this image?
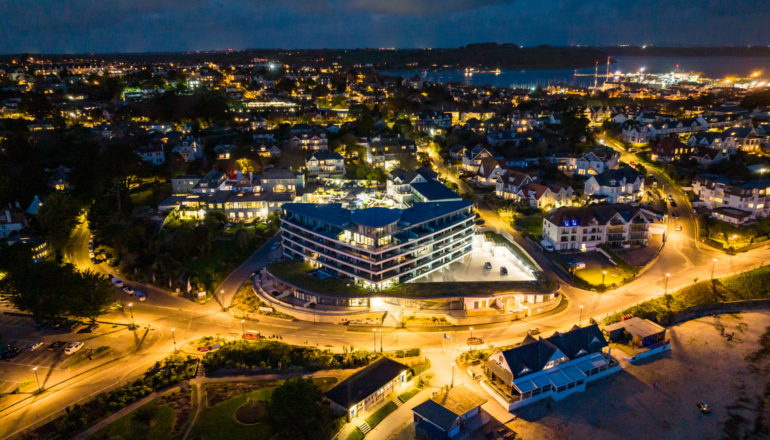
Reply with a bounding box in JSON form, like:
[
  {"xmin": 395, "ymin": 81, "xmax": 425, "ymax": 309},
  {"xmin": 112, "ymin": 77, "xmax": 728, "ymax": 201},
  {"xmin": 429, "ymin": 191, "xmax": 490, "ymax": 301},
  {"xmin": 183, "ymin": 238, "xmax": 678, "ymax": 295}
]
[{"xmin": 280, "ymin": 200, "xmax": 475, "ymax": 290}]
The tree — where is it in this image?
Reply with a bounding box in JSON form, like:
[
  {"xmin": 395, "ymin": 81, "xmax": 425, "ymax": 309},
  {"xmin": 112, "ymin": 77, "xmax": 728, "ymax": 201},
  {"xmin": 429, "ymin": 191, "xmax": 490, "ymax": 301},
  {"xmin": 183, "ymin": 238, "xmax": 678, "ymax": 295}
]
[
  {"xmin": 0, "ymin": 261, "xmax": 73, "ymax": 321},
  {"xmin": 67, "ymin": 270, "xmax": 115, "ymax": 323},
  {"xmin": 36, "ymin": 192, "xmax": 82, "ymax": 255},
  {"xmin": 269, "ymin": 378, "xmax": 333, "ymax": 440}
]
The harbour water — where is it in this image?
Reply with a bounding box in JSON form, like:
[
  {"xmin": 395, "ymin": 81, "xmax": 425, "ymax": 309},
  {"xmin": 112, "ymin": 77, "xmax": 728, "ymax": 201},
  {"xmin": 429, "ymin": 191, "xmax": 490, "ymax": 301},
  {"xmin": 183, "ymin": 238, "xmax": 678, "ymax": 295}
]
[{"xmin": 383, "ymin": 56, "xmax": 770, "ymax": 89}]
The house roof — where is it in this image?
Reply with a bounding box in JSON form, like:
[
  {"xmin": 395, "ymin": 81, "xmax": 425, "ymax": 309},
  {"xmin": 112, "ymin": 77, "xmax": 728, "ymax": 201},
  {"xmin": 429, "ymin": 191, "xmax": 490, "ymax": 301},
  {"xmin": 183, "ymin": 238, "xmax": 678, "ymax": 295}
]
[
  {"xmin": 413, "ymin": 400, "xmax": 458, "ymax": 432},
  {"xmin": 351, "ymin": 207, "xmax": 403, "ymax": 228},
  {"xmin": 325, "ymin": 358, "xmax": 407, "ymax": 408},
  {"xmin": 545, "ymin": 204, "xmax": 645, "ymax": 228},
  {"xmin": 603, "ymin": 317, "xmax": 665, "ymax": 339},
  {"xmin": 411, "ymin": 180, "xmax": 462, "ymax": 202},
  {"xmin": 307, "ymin": 151, "xmax": 344, "ymax": 161},
  {"xmin": 591, "ymin": 165, "xmax": 643, "ymax": 187}
]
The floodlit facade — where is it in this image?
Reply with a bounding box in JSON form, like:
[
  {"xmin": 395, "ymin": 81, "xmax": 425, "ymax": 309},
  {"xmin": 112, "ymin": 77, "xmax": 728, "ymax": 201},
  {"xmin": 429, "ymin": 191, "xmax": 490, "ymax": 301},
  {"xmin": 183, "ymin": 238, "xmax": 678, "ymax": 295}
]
[{"xmin": 280, "ymin": 200, "xmax": 475, "ymax": 290}]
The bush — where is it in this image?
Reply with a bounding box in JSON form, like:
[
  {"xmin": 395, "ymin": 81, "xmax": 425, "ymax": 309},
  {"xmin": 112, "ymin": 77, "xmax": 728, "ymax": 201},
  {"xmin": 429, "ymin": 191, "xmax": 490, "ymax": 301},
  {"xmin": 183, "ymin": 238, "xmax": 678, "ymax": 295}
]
[
  {"xmin": 202, "ymin": 340, "xmax": 371, "ymax": 374},
  {"xmin": 405, "ymin": 348, "xmax": 420, "ymax": 357}
]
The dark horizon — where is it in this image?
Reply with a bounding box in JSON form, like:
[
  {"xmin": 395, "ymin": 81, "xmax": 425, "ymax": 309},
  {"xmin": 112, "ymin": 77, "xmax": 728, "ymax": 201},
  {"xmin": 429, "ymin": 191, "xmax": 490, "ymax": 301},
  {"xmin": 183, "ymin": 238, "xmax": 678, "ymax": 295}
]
[{"xmin": 0, "ymin": 0, "xmax": 767, "ymax": 55}]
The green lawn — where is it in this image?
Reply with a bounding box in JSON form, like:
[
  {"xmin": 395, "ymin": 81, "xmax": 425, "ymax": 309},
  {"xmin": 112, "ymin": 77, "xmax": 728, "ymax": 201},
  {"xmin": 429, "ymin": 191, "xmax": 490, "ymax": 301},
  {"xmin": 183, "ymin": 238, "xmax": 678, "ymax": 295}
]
[
  {"xmin": 397, "ymin": 387, "xmax": 420, "ymax": 403},
  {"xmin": 189, "ymin": 387, "xmax": 274, "ymax": 440},
  {"xmin": 92, "ymin": 403, "xmax": 175, "ymax": 440},
  {"xmin": 346, "ymin": 428, "xmax": 366, "ymax": 440},
  {"xmin": 575, "ymin": 266, "xmax": 633, "ymax": 287},
  {"xmin": 365, "ymin": 401, "xmax": 397, "ymax": 430}
]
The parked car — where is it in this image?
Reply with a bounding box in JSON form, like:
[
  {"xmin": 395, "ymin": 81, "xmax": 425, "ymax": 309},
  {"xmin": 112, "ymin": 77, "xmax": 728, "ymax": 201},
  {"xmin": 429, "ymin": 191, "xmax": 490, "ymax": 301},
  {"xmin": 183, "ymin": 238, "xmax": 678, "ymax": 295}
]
[
  {"xmin": 676, "ymin": 224, "xmax": 683, "ymax": 231},
  {"xmin": 670, "ymin": 201, "xmax": 677, "ymax": 208},
  {"xmin": 568, "ymin": 260, "xmax": 586, "ymax": 270},
  {"xmin": 500, "ymin": 267, "xmax": 508, "ymax": 276},
  {"xmin": 667, "ymin": 194, "xmax": 674, "ymax": 201},
  {"xmin": 475, "ymin": 219, "xmax": 485, "ymax": 225},
  {"xmin": 672, "ymin": 212, "xmax": 680, "ymax": 218},
  {"xmin": 64, "ymin": 341, "xmax": 85, "ymax": 355},
  {"xmin": 540, "ymin": 240, "xmax": 555, "ymax": 252},
  {"xmin": 270, "ymin": 241, "xmax": 281, "ymax": 251},
  {"xmin": 2, "ymin": 345, "xmax": 20, "ymax": 360},
  {"xmin": 27, "ymin": 342, "xmax": 44, "ymax": 351},
  {"xmin": 122, "ymin": 286, "xmax": 135, "ymax": 295},
  {"xmin": 242, "ymin": 332, "xmax": 261, "ymax": 340},
  {"xmin": 88, "ymin": 251, "xmax": 95, "ymax": 259},
  {"xmin": 483, "ymin": 262, "xmax": 492, "ymax": 270},
  {"xmin": 697, "ymin": 402, "xmax": 711, "ymax": 414},
  {"xmin": 527, "ymin": 328, "xmax": 541, "ymax": 336},
  {"xmin": 47, "ymin": 341, "xmax": 66, "ymax": 351},
  {"xmin": 79, "ymin": 323, "xmax": 99, "ymax": 333},
  {"xmin": 135, "ymin": 291, "xmax": 147, "ymax": 302},
  {"xmin": 111, "ymin": 278, "xmax": 124, "ymax": 288}
]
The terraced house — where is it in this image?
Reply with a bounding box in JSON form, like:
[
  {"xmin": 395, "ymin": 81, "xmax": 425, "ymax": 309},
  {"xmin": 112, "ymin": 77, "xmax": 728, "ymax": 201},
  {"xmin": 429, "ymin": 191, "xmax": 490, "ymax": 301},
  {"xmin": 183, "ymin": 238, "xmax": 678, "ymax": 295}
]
[
  {"xmin": 542, "ymin": 204, "xmax": 649, "ymax": 252},
  {"xmin": 279, "ymin": 200, "xmax": 475, "ymax": 290}
]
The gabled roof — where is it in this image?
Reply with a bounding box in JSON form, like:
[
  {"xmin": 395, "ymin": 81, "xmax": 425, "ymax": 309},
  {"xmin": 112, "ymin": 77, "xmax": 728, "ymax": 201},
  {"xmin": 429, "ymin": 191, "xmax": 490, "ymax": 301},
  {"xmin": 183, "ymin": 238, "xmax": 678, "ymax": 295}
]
[
  {"xmin": 544, "ymin": 324, "xmax": 608, "ymax": 359},
  {"xmin": 591, "ymin": 165, "xmax": 643, "ymax": 187},
  {"xmin": 325, "ymin": 358, "xmax": 406, "ymax": 408}
]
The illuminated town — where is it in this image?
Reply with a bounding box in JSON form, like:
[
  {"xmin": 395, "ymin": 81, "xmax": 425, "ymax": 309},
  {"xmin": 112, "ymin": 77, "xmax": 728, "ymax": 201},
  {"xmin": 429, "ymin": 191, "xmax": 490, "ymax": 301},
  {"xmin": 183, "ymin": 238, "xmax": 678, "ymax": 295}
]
[{"xmin": 1, "ymin": 3, "xmax": 770, "ymax": 440}]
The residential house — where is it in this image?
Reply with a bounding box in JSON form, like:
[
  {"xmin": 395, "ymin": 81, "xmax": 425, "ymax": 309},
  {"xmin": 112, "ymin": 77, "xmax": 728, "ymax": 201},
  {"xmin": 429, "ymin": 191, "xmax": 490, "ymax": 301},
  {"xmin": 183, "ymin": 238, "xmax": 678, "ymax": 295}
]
[
  {"xmin": 495, "ymin": 170, "xmax": 534, "ymax": 200},
  {"xmin": 253, "ymin": 143, "xmax": 281, "ymax": 158},
  {"xmin": 259, "ymin": 168, "xmax": 305, "ymax": 193},
  {"xmin": 483, "ymin": 325, "xmax": 618, "ymax": 410},
  {"xmin": 476, "ymin": 157, "xmax": 506, "ymax": 186},
  {"xmin": 214, "ymin": 144, "xmax": 236, "ymax": 160},
  {"xmin": 137, "ymin": 145, "xmax": 166, "ymax": 165},
  {"xmin": 584, "ymin": 166, "xmax": 645, "ymax": 204},
  {"xmin": 172, "ymin": 137, "xmax": 203, "ymax": 162},
  {"xmin": 306, "ymin": 151, "xmax": 345, "ymax": 177},
  {"xmin": 412, "ymin": 385, "xmax": 487, "ymax": 439},
  {"xmin": 603, "ymin": 317, "xmax": 667, "ymax": 349},
  {"xmin": 387, "ymin": 167, "xmax": 460, "ymax": 208},
  {"xmin": 692, "ymin": 174, "xmax": 770, "ymax": 220},
  {"xmin": 326, "ymin": 357, "xmax": 408, "ymax": 419},
  {"xmin": 366, "ymin": 134, "xmax": 417, "ymax": 170},
  {"xmin": 568, "ymin": 148, "xmax": 620, "ymax": 176},
  {"xmin": 461, "ymin": 146, "xmax": 494, "ymax": 174},
  {"xmin": 649, "ymin": 137, "xmax": 693, "ymax": 162},
  {"xmin": 6, "ymin": 233, "xmax": 49, "ymax": 262},
  {"xmin": 290, "ymin": 130, "xmax": 328, "ymax": 151},
  {"xmin": 0, "ymin": 209, "xmax": 26, "ymax": 239},
  {"xmin": 517, "ymin": 182, "xmax": 574, "ymax": 210},
  {"xmin": 542, "ymin": 204, "xmax": 650, "ymax": 252}
]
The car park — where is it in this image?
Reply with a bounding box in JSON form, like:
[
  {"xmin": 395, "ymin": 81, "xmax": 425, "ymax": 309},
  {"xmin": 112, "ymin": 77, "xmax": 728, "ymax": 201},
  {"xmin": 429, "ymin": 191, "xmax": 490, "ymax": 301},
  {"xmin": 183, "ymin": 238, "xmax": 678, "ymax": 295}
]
[
  {"xmin": 64, "ymin": 341, "xmax": 85, "ymax": 355},
  {"xmin": 27, "ymin": 342, "xmax": 44, "ymax": 351},
  {"xmin": 122, "ymin": 286, "xmax": 135, "ymax": 295}
]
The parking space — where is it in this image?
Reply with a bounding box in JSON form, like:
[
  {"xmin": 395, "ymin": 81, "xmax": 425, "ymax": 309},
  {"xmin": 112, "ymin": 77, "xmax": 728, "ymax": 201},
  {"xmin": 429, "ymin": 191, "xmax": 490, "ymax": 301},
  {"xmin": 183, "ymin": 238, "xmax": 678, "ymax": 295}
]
[{"xmin": 417, "ymin": 247, "xmax": 535, "ymax": 283}]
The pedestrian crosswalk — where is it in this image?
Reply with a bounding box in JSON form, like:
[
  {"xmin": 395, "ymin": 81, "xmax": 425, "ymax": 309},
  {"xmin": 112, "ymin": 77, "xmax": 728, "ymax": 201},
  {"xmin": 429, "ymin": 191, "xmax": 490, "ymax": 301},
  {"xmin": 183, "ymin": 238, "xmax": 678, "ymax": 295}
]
[{"xmin": 358, "ymin": 422, "xmax": 371, "ymax": 435}]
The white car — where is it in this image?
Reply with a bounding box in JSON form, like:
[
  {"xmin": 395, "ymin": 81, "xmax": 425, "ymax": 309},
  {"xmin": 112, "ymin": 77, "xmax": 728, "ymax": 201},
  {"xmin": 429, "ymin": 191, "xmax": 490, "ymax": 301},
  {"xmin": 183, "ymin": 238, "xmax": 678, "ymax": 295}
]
[
  {"xmin": 135, "ymin": 291, "xmax": 147, "ymax": 302},
  {"xmin": 64, "ymin": 341, "xmax": 85, "ymax": 355},
  {"xmin": 27, "ymin": 342, "xmax": 44, "ymax": 351},
  {"xmin": 540, "ymin": 240, "xmax": 555, "ymax": 252},
  {"xmin": 122, "ymin": 286, "xmax": 135, "ymax": 295},
  {"xmin": 111, "ymin": 278, "xmax": 124, "ymax": 288},
  {"xmin": 89, "ymin": 251, "xmax": 95, "ymax": 259}
]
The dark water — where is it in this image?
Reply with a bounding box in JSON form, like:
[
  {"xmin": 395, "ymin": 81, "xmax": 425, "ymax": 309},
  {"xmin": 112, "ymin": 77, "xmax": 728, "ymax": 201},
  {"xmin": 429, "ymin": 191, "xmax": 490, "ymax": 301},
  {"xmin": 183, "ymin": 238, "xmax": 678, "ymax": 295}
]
[{"xmin": 383, "ymin": 56, "xmax": 770, "ymax": 89}]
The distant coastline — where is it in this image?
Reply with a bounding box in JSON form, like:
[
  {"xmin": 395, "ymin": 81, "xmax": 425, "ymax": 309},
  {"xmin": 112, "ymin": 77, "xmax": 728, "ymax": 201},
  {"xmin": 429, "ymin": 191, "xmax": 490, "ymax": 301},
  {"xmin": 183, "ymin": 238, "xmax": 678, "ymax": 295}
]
[{"xmin": 2, "ymin": 44, "xmax": 769, "ymax": 71}]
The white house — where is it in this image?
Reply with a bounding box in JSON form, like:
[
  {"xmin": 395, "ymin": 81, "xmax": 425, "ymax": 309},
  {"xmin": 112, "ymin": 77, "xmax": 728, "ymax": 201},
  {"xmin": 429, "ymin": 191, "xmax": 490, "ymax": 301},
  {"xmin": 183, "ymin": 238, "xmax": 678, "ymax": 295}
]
[
  {"xmin": 305, "ymin": 151, "xmax": 345, "ymax": 177},
  {"xmin": 542, "ymin": 204, "xmax": 649, "ymax": 252},
  {"xmin": 584, "ymin": 165, "xmax": 645, "ymax": 204},
  {"xmin": 172, "ymin": 137, "xmax": 203, "ymax": 162}
]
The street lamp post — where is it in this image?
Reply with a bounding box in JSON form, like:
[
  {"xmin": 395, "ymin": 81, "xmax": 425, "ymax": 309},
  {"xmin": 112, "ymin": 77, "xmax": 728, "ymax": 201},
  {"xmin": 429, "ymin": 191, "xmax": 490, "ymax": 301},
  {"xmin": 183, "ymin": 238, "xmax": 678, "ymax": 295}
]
[
  {"xmin": 451, "ymin": 362, "xmax": 455, "ymax": 388},
  {"xmin": 372, "ymin": 329, "xmax": 377, "ymax": 353},
  {"xmin": 712, "ymin": 258, "xmax": 717, "ymax": 280},
  {"xmin": 220, "ymin": 289, "xmax": 225, "ymax": 311},
  {"xmin": 379, "ymin": 329, "xmax": 383, "ymax": 353},
  {"xmin": 32, "ymin": 367, "xmax": 41, "ymax": 393},
  {"xmin": 665, "ymin": 273, "xmax": 671, "ymax": 295},
  {"xmin": 579, "ymin": 304, "xmax": 584, "ymax": 326},
  {"xmin": 602, "ymin": 270, "xmax": 607, "ymax": 286},
  {"xmin": 171, "ymin": 328, "xmax": 177, "ymax": 353},
  {"xmin": 128, "ymin": 302, "xmax": 135, "ymax": 330},
  {"xmin": 470, "ymin": 327, "xmax": 473, "ymax": 339},
  {"xmin": 241, "ymin": 319, "xmax": 245, "ymax": 336}
]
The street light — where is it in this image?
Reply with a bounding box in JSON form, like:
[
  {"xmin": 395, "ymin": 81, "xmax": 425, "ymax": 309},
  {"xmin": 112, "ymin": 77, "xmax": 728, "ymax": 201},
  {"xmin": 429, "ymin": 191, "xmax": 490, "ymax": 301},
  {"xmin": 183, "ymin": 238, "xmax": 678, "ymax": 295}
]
[
  {"xmin": 379, "ymin": 329, "xmax": 383, "ymax": 353},
  {"xmin": 665, "ymin": 273, "xmax": 671, "ymax": 295},
  {"xmin": 469, "ymin": 327, "xmax": 473, "ymax": 339},
  {"xmin": 602, "ymin": 270, "xmax": 607, "ymax": 286},
  {"xmin": 372, "ymin": 329, "xmax": 377, "ymax": 353},
  {"xmin": 241, "ymin": 319, "xmax": 245, "ymax": 336},
  {"xmin": 128, "ymin": 302, "xmax": 135, "ymax": 330},
  {"xmin": 579, "ymin": 304, "xmax": 584, "ymax": 326},
  {"xmin": 451, "ymin": 362, "xmax": 455, "ymax": 388},
  {"xmin": 712, "ymin": 258, "xmax": 717, "ymax": 280},
  {"xmin": 171, "ymin": 328, "xmax": 177, "ymax": 353},
  {"xmin": 220, "ymin": 289, "xmax": 225, "ymax": 311},
  {"xmin": 32, "ymin": 367, "xmax": 41, "ymax": 393}
]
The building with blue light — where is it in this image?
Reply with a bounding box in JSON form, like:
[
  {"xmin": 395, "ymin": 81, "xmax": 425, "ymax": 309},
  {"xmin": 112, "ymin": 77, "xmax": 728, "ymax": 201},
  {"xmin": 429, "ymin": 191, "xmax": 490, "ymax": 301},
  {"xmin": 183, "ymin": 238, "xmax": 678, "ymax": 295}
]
[
  {"xmin": 542, "ymin": 204, "xmax": 649, "ymax": 252},
  {"xmin": 279, "ymin": 200, "xmax": 475, "ymax": 290}
]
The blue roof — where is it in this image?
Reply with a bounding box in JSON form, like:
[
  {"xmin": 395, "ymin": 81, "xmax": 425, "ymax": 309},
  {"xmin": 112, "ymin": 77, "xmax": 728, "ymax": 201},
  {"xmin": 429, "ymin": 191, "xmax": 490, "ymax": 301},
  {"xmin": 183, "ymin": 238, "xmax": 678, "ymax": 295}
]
[
  {"xmin": 351, "ymin": 207, "xmax": 402, "ymax": 228},
  {"xmin": 400, "ymin": 200, "xmax": 473, "ymax": 226},
  {"xmin": 413, "ymin": 400, "xmax": 457, "ymax": 432},
  {"xmin": 282, "ymin": 203, "xmax": 350, "ymax": 228},
  {"xmin": 411, "ymin": 180, "xmax": 462, "ymax": 202}
]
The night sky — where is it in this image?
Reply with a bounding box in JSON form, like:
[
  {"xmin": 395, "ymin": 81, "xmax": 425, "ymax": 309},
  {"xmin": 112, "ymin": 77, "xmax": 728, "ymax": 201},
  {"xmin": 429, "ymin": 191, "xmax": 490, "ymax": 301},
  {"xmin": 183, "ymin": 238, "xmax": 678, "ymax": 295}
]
[{"xmin": 0, "ymin": 0, "xmax": 767, "ymax": 54}]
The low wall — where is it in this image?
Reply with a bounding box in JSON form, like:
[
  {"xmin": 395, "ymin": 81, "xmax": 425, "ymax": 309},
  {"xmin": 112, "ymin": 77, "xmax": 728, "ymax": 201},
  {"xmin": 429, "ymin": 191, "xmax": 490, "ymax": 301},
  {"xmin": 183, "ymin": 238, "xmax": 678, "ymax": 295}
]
[{"xmin": 626, "ymin": 342, "xmax": 671, "ymax": 364}]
